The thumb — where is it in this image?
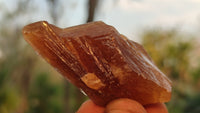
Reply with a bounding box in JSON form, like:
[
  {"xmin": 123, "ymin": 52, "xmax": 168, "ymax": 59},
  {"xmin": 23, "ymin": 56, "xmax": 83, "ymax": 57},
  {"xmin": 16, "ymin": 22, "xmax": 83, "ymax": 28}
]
[
  {"xmin": 76, "ymin": 100, "xmax": 105, "ymax": 113},
  {"xmin": 105, "ymin": 98, "xmax": 147, "ymax": 113}
]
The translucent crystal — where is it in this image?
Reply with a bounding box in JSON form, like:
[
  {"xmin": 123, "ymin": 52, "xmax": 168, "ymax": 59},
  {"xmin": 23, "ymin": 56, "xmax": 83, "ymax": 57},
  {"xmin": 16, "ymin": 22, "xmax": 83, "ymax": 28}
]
[{"xmin": 23, "ymin": 21, "xmax": 172, "ymax": 106}]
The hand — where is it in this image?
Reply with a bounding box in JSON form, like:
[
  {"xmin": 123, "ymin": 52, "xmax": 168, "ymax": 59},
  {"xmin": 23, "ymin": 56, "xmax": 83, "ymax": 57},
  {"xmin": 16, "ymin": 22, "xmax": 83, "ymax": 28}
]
[{"xmin": 77, "ymin": 98, "xmax": 168, "ymax": 113}]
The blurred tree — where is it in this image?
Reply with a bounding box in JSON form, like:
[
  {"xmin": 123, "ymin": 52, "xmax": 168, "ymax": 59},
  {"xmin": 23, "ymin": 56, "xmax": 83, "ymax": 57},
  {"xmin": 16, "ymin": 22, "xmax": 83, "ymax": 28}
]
[
  {"xmin": 26, "ymin": 73, "xmax": 64, "ymax": 113},
  {"xmin": 140, "ymin": 28, "xmax": 200, "ymax": 113},
  {"xmin": 0, "ymin": 0, "xmax": 97, "ymax": 112},
  {"xmin": 141, "ymin": 29, "xmax": 193, "ymax": 81},
  {"xmin": 47, "ymin": 0, "xmax": 63, "ymax": 24},
  {"xmin": 0, "ymin": 0, "xmax": 36, "ymax": 112},
  {"xmin": 191, "ymin": 60, "xmax": 200, "ymax": 84},
  {"xmin": 0, "ymin": 62, "xmax": 20, "ymax": 113},
  {"xmin": 87, "ymin": 0, "xmax": 98, "ymax": 22},
  {"xmin": 184, "ymin": 93, "xmax": 200, "ymax": 113}
]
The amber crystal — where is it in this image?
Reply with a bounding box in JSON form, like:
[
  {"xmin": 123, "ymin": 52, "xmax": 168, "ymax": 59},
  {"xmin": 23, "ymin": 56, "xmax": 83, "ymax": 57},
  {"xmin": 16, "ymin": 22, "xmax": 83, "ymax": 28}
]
[{"xmin": 23, "ymin": 21, "xmax": 172, "ymax": 106}]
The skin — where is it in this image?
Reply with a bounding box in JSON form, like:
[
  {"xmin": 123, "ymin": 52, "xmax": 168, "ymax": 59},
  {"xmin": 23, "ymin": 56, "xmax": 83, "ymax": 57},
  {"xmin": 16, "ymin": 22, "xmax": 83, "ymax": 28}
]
[{"xmin": 77, "ymin": 98, "xmax": 168, "ymax": 113}]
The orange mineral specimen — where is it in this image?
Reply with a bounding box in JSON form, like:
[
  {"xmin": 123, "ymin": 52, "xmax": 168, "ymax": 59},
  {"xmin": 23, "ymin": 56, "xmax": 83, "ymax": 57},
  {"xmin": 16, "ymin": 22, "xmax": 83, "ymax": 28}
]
[{"xmin": 22, "ymin": 21, "xmax": 172, "ymax": 106}]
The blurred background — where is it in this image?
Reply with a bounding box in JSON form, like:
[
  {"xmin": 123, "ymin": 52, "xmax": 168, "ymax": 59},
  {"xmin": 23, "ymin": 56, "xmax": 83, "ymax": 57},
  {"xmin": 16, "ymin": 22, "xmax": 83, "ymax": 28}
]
[{"xmin": 0, "ymin": 0, "xmax": 200, "ymax": 113}]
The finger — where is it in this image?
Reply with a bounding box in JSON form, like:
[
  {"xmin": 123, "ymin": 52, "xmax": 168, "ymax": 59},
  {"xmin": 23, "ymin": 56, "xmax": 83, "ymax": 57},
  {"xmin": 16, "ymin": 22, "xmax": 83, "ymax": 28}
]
[
  {"xmin": 105, "ymin": 98, "xmax": 147, "ymax": 113},
  {"xmin": 76, "ymin": 100, "xmax": 105, "ymax": 113},
  {"xmin": 144, "ymin": 103, "xmax": 168, "ymax": 113}
]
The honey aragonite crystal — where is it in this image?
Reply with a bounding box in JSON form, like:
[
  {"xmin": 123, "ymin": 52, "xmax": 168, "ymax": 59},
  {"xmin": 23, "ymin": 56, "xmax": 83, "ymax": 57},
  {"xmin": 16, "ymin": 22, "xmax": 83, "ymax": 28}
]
[{"xmin": 22, "ymin": 21, "xmax": 172, "ymax": 106}]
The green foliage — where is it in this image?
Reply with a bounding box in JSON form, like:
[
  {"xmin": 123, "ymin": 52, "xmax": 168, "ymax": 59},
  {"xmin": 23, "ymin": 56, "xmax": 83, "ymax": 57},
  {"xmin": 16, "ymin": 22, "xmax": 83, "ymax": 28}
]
[
  {"xmin": 26, "ymin": 73, "xmax": 64, "ymax": 113},
  {"xmin": 0, "ymin": 66, "xmax": 9, "ymax": 87},
  {"xmin": 141, "ymin": 29, "xmax": 193, "ymax": 80},
  {"xmin": 184, "ymin": 93, "xmax": 200, "ymax": 113},
  {"xmin": 0, "ymin": 64, "xmax": 19, "ymax": 113},
  {"xmin": 141, "ymin": 28, "xmax": 200, "ymax": 113},
  {"xmin": 191, "ymin": 60, "xmax": 200, "ymax": 83},
  {"xmin": 65, "ymin": 83, "xmax": 88, "ymax": 113},
  {"xmin": 0, "ymin": 86, "xmax": 19, "ymax": 113}
]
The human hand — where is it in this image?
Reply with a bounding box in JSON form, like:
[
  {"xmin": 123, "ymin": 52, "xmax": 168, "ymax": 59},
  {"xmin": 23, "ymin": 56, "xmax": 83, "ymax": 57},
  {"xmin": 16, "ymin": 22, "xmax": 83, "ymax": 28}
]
[{"xmin": 77, "ymin": 98, "xmax": 168, "ymax": 113}]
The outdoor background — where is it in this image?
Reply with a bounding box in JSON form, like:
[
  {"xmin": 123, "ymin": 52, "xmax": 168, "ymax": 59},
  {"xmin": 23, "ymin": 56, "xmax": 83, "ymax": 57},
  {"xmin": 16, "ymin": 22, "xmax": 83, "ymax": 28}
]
[{"xmin": 0, "ymin": 0, "xmax": 200, "ymax": 113}]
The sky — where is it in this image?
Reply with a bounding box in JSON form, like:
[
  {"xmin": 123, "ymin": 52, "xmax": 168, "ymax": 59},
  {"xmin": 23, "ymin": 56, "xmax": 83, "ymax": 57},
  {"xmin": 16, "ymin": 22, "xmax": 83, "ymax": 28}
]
[
  {"xmin": 0, "ymin": 0, "xmax": 200, "ymax": 42},
  {"xmin": 96, "ymin": 0, "xmax": 200, "ymax": 41}
]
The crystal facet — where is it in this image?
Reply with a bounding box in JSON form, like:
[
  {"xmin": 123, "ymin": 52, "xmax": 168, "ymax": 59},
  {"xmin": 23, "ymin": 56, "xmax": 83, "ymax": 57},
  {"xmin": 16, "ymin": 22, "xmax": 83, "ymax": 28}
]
[{"xmin": 23, "ymin": 21, "xmax": 172, "ymax": 106}]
